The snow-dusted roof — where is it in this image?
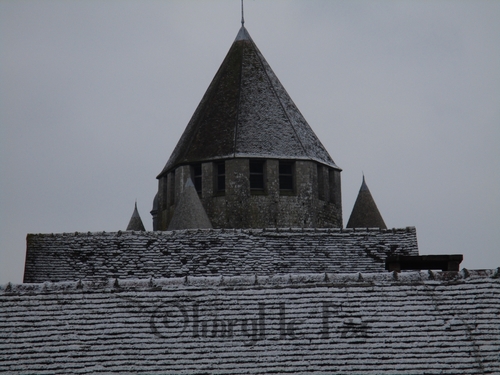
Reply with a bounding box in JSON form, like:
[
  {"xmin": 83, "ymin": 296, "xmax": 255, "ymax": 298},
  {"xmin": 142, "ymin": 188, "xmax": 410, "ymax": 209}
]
[
  {"xmin": 158, "ymin": 26, "xmax": 338, "ymax": 178},
  {"xmin": 2, "ymin": 269, "xmax": 499, "ymax": 374},
  {"xmin": 24, "ymin": 227, "xmax": 418, "ymax": 283}
]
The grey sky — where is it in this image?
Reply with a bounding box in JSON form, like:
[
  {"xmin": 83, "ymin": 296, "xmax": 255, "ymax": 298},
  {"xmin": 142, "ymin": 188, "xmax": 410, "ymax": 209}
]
[{"xmin": 1, "ymin": 1, "xmax": 499, "ymax": 284}]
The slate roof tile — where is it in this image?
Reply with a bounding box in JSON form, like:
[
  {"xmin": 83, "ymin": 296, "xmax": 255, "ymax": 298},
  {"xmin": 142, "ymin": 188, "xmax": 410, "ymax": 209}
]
[
  {"xmin": 2, "ymin": 271, "xmax": 499, "ymax": 374},
  {"xmin": 24, "ymin": 228, "xmax": 419, "ymax": 283},
  {"xmin": 159, "ymin": 27, "xmax": 338, "ymax": 177}
]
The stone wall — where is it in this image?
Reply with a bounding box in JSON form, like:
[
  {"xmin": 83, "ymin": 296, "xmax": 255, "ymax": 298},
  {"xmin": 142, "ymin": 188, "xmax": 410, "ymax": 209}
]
[
  {"xmin": 24, "ymin": 227, "xmax": 418, "ymax": 283},
  {"xmin": 157, "ymin": 159, "xmax": 342, "ymax": 230}
]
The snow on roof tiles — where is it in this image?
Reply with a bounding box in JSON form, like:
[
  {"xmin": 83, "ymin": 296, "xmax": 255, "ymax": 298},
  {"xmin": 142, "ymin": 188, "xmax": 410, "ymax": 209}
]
[
  {"xmin": 158, "ymin": 27, "xmax": 338, "ymax": 178},
  {"xmin": 24, "ymin": 227, "xmax": 418, "ymax": 283},
  {"xmin": 2, "ymin": 270, "xmax": 499, "ymax": 374}
]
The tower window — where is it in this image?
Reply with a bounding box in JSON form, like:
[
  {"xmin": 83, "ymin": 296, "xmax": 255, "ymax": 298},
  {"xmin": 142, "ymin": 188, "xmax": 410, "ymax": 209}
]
[
  {"xmin": 161, "ymin": 176, "xmax": 168, "ymax": 205},
  {"xmin": 191, "ymin": 164, "xmax": 202, "ymax": 195},
  {"xmin": 329, "ymin": 168, "xmax": 339, "ymax": 204},
  {"xmin": 279, "ymin": 161, "xmax": 294, "ymax": 192},
  {"xmin": 215, "ymin": 161, "xmax": 225, "ymax": 193},
  {"xmin": 169, "ymin": 170, "xmax": 176, "ymax": 206},
  {"xmin": 317, "ymin": 164, "xmax": 325, "ymax": 200},
  {"xmin": 249, "ymin": 160, "xmax": 265, "ymax": 191}
]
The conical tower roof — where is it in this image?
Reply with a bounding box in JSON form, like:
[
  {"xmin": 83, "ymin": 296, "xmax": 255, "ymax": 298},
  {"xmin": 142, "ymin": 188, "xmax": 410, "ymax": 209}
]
[
  {"xmin": 158, "ymin": 26, "xmax": 338, "ymax": 178},
  {"xmin": 346, "ymin": 176, "xmax": 387, "ymax": 229},
  {"xmin": 168, "ymin": 179, "xmax": 213, "ymax": 230},
  {"xmin": 126, "ymin": 202, "xmax": 146, "ymax": 231}
]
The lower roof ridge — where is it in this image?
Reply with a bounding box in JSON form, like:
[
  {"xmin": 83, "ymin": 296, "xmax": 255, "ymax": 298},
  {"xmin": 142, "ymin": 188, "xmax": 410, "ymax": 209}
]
[{"xmin": 4, "ymin": 268, "xmax": 499, "ymax": 295}]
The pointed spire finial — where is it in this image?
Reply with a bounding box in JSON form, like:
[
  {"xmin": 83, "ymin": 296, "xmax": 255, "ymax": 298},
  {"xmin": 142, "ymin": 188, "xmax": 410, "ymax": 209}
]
[
  {"xmin": 361, "ymin": 172, "xmax": 368, "ymax": 191},
  {"xmin": 346, "ymin": 175, "xmax": 387, "ymax": 229},
  {"xmin": 241, "ymin": 0, "xmax": 245, "ymax": 26},
  {"xmin": 235, "ymin": 0, "xmax": 250, "ymax": 41},
  {"xmin": 127, "ymin": 201, "xmax": 146, "ymax": 231}
]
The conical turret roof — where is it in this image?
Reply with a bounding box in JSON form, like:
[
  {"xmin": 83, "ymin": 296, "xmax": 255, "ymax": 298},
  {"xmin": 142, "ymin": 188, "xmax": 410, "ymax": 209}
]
[
  {"xmin": 126, "ymin": 202, "xmax": 146, "ymax": 231},
  {"xmin": 346, "ymin": 176, "xmax": 387, "ymax": 229},
  {"xmin": 168, "ymin": 179, "xmax": 213, "ymax": 230},
  {"xmin": 158, "ymin": 26, "xmax": 338, "ymax": 178}
]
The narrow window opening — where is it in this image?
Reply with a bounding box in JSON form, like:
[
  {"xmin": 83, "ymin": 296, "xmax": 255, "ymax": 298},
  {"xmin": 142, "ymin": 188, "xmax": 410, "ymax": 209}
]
[
  {"xmin": 216, "ymin": 161, "xmax": 225, "ymax": 193},
  {"xmin": 162, "ymin": 177, "xmax": 168, "ymax": 204},
  {"xmin": 317, "ymin": 164, "xmax": 325, "ymax": 200},
  {"xmin": 279, "ymin": 161, "xmax": 294, "ymax": 192},
  {"xmin": 169, "ymin": 171, "xmax": 176, "ymax": 206},
  {"xmin": 329, "ymin": 168, "xmax": 338, "ymax": 204},
  {"xmin": 192, "ymin": 164, "xmax": 202, "ymax": 195},
  {"xmin": 250, "ymin": 160, "xmax": 265, "ymax": 191}
]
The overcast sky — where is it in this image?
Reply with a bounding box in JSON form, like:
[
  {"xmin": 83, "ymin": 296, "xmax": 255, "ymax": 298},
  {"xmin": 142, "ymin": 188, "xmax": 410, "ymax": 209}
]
[{"xmin": 1, "ymin": 1, "xmax": 499, "ymax": 284}]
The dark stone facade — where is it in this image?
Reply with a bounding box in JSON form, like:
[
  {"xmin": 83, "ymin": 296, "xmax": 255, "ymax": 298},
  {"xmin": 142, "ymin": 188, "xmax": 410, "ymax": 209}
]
[{"xmin": 157, "ymin": 159, "xmax": 341, "ymax": 230}]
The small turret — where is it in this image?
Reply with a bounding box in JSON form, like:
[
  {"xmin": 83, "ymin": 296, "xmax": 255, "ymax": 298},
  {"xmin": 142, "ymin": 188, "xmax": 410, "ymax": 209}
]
[
  {"xmin": 126, "ymin": 202, "xmax": 146, "ymax": 231},
  {"xmin": 346, "ymin": 176, "xmax": 387, "ymax": 229},
  {"xmin": 168, "ymin": 179, "xmax": 213, "ymax": 230}
]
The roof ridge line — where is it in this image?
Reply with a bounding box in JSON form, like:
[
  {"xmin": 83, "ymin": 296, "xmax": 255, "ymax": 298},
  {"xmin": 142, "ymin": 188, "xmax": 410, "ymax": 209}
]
[
  {"xmin": 251, "ymin": 41, "xmax": 310, "ymax": 158},
  {"xmin": 157, "ymin": 39, "xmax": 242, "ymax": 177},
  {"xmin": 4, "ymin": 270, "xmax": 498, "ymax": 294},
  {"xmin": 232, "ymin": 30, "xmax": 246, "ymax": 158},
  {"xmin": 28, "ymin": 226, "xmax": 418, "ymax": 237}
]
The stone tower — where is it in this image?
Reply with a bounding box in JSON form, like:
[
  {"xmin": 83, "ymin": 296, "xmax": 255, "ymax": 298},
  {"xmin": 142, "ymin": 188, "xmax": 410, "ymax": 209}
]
[{"xmin": 154, "ymin": 25, "xmax": 342, "ymax": 230}]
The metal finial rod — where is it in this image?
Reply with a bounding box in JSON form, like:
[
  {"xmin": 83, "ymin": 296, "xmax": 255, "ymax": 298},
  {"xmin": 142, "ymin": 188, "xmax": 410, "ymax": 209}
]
[{"xmin": 241, "ymin": 0, "xmax": 245, "ymax": 26}]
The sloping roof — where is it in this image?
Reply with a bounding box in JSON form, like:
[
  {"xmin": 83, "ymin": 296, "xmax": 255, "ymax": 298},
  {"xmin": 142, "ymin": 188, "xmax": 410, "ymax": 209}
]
[
  {"xmin": 2, "ymin": 270, "xmax": 499, "ymax": 374},
  {"xmin": 126, "ymin": 202, "xmax": 146, "ymax": 231},
  {"xmin": 346, "ymin": 176, "xmax": 387, "ymax": 229},
  {"xmin": 24, "ymin": 227, "xmax": 418, "ymax": 282},
  {"xmin": 168, "ymin": 179, "xmax": 213, "ymax": 230},
  {"xmin": 158, "ymin": 26, "xmax": 338, "ymax": 178}
]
